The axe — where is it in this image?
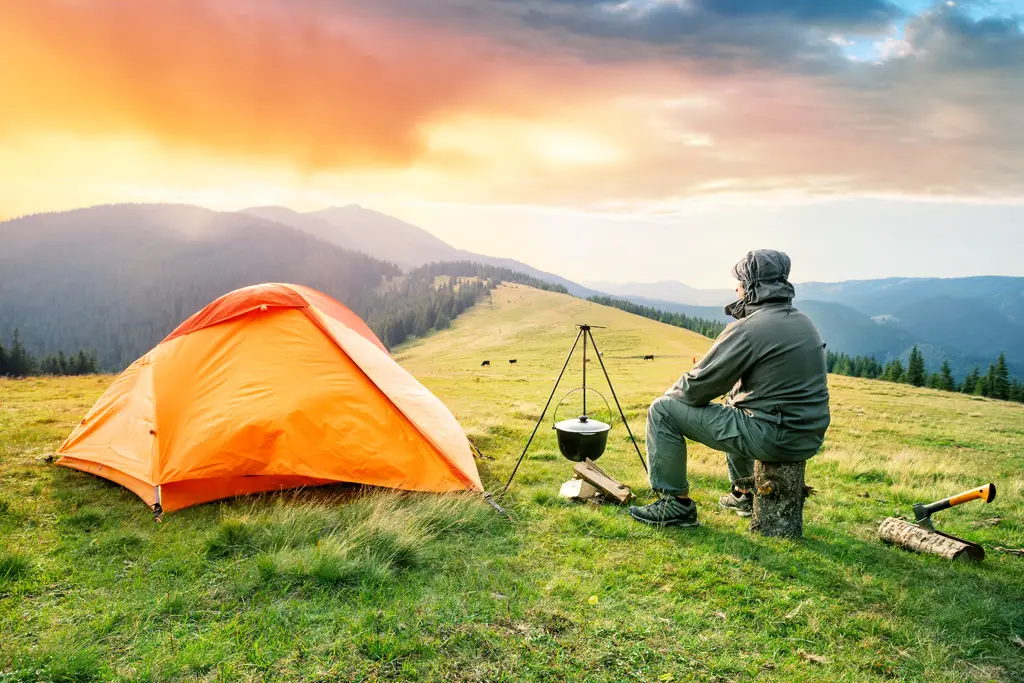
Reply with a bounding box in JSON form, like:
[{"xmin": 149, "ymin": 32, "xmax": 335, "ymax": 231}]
[{"xmin": 913, "ymin": 483, "xmax": 996, "ymax": 531}]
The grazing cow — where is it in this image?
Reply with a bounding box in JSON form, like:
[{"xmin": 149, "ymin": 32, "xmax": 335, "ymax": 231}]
[
  {"xmin": 509, "ymin": 359, "xmax": 518, "ymax": 365},
  {"xmin": 643, "ymin": 354, "xmax": 655, "ymax": 361},
  {"xmin": 481, "ymin": 360, "xmax": 490, "ymax": 367}
]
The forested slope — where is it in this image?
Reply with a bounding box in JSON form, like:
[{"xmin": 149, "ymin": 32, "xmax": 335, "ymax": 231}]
[
  {"xmin": 0, "ymin": 205, "xmax": 399, "ymax": 369},
  {"xmin": 0, "ymin": 206, "xmax": 567, "ymax": 370}
]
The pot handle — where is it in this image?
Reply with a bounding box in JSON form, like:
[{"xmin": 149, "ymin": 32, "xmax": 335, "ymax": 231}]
[{"xmin": 551, "ymin": 387, "xmax": 613, "ymax": 427}]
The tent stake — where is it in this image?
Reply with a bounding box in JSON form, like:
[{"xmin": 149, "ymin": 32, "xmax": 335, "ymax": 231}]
[{"xmin": 483, "ymin": 492, "xmax": 511, "ymax": 518}]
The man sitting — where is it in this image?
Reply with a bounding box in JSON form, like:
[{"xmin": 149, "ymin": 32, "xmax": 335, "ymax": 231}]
[{"xmin": 629, "ymin": 249, "xmax": 831, "ymax": 528}]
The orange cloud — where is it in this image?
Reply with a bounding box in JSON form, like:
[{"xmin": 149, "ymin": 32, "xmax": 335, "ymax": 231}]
[
  {"xmin": 0, "ymin": 0, "xmax": 504, "ymax": 168},
  {"xmin": 2, "ymin": 0, "xmax": 1021, "ymax": 214}
]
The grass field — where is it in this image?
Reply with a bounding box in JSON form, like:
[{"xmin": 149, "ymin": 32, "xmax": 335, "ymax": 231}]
[{"xmin": 2, "ymin": 284, "xmax": 1023, "ymax": 681}]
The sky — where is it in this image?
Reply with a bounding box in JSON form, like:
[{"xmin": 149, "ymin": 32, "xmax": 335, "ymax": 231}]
[{"xmin": 2, "ymin": 0, "xmax": 1024, "ymax": 287}]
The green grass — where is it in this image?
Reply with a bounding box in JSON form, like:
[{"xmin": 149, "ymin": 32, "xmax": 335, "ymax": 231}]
[{"xmin": 2, "ymin": 284, "xmax": 1024, "ymax": 681}]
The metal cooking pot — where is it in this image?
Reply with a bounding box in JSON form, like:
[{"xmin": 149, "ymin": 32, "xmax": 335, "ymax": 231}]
[
  {"xmin": 552, "ymin": 387, "xmax": 613, "ymax": 462},
  {"xmin": 553, "ymin": 414, "xmax": 611, "ymax": 462}
]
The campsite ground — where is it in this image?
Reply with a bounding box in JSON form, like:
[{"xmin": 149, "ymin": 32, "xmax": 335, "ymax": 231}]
[{"xmin": 2, "ymin": 285, "xmax": 1023, "ymax": 682}]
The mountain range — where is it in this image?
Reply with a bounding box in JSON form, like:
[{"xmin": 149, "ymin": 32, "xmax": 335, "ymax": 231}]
[
  {"xmin": 241, "ymin": 205, "xmax": 597, "ymax": 298},
  {"xmin": 583, "ymin": 280, "xmax": 734, "ymax": 307},
  {"xmin": 595, "ymin": 277, "xmax": 1024, "ymax": 378},
  {"xmin": 0, "ymin": 204, "xmax": 401, "ymax": 368},
  {"xmin": 2, "ymin": 202, "xmax": 1021, "ymax": 379}
]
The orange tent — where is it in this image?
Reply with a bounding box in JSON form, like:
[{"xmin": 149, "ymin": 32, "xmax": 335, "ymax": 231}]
[{"xmin": 56, "ymin": 283, "xmax": 482, "ymax": 513}]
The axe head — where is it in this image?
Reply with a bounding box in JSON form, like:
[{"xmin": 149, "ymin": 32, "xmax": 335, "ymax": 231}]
[
  {"xmin": 912, "ymin": 503, "xmax": 936, "ymax": 531},
  {"xmin": 913, "ymin": 483, "xmax": 995, "ymax": 532}
]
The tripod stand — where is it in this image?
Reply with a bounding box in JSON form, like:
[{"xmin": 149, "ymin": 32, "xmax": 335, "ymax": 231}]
[{"xmin": 503, "ymin": 324, "xmax": 647, "ymax": 492}]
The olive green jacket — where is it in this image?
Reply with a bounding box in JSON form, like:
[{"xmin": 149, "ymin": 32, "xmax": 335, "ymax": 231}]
[{"xmin": 665, "ymin": 250, "xmax": 831, "ymax": 458}]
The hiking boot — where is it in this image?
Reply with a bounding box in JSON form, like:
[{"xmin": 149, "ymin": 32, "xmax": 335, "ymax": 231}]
[
  {"xmin": 629, "ymin": 496, "xmax": 699, "ymax": 528},
  {"xmin": 719, "ymin": 489, "xmax": 754, "ymax": 517}
]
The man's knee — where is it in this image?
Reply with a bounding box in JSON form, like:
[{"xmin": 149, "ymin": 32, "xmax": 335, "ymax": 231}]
[
  {"xmin": 649, "ymin": 395, "xmax": 677, "ymax": 416},
  {"xmin": 649, "ymin": 395, "xmax": 694, "ymax": 429}
]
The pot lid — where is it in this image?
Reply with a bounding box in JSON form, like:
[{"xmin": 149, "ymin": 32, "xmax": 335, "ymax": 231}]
[{"xmin": 554, "ymin": 415, "xmax": 611, "ymax": 434}]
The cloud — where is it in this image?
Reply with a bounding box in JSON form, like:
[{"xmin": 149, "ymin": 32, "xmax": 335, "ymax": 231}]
[
  {"xmin": 408, "ymin": 1, "xmax": 1024, "ymax": 199},
  {"xmin": 0, "ymin": 0, "xmax": 522, "ymax": 168},
  {"xmin": 1, "ymin": 0, "xmax": 1023, "ymax": 207},
  {"xmin": 905, "ymin": 7, "xmax": 1024, "ymax": 69},
  {"xmin": 394, "ymin": 0, "xmax": 903, "ymax": 70},
  {"xmin": 518, "ymin": 2, "xmax": 845, "ymax": 71},
  {"xmin": 698, "ymin": 0, "xmax": 902, "ymax": 28}
]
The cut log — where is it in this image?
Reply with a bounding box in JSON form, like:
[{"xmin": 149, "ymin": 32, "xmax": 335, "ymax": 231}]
[
  {"xmin": 749, "ymin": 460, "xmax": 807, "ymax": 538},
  {"xmin": 878, "ymin": 518, "xmax": 984, "ymax": 561},
  {"xmin": 572, "ymin": 459, "xmax": 633, "ymax": 505}
]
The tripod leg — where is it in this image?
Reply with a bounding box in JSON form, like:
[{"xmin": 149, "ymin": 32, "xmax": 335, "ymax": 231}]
[
  {"xmin": 586, "ymin": 329, "xmax": 648, "ymax": 473},
  {"xmin": 503, "ymin": 328, "xmax": 584, "ymax": 492}
]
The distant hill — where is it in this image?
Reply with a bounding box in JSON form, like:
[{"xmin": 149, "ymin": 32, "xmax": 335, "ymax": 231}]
[
  {"xmin": 886, "ymin": 296, "xmax": 1024, "ymax": 361},
  {"xmin": 607, "ymin": 296, "xmax": 730, "ymax": 324},
  {"xmin": 6, "ymin": 203, "xmax": 1021, "ymax": 379},
  {"xmin": 797, "ymin": 276, "xmax": 1024, "ymax": 320},
  {"xmin": 584, "ymin": 280, "xmax": 734, "ymax": 307},
  {"xmin": 796, "ymin": 278, "xmax": 1024, "ymax": 370},
  {"xmin": 240, "ymin": 205, "xmax": 598, "ymax": 298},
  {"xmin": 582, "ymin": 276, "xmax": 1024, "ymax": 379},
  {"xmin": 797, "ymin": 300, "xmax": 915, "ymax": 361},
  {"xmin": 0, "ymin": 204, "xmax": 591, "ymax": 371},
  {"xmin": 0, "ymin": 204, "xmax": 400, "ymax": 369}
]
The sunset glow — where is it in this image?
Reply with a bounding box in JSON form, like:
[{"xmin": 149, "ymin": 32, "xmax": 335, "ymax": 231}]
[{"xmin": 2, "ymin": 0, "xmax": 1024, "ymax": 282}]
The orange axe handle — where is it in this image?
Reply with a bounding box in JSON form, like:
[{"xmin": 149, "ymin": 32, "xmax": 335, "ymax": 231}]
[
  {"xmin": 949, "ymin": 483, "xmax": 997, "ymax": 507},
  {"xmin": 916, "ymin": 483, "xmax": 996, "ymax": 523}
]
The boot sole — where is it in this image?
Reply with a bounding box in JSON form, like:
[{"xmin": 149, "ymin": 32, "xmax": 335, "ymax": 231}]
[
  {"xmin": 719, "ymin": 502, "xmax": 752, "ymax": 518},
  {"xmin": 628, "ymin": 510, "xmax": 700, "ymax": 528}
]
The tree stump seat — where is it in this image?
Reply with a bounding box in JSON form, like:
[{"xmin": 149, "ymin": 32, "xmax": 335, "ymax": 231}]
[{"xmin": 734, "ymin": 460, "xmax": 812, "ymax": 539}]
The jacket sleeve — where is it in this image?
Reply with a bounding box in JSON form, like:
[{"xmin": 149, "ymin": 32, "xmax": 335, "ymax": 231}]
[{"xmin": 665, "ymin": 322, "xmax": 755, "ymax": 406}]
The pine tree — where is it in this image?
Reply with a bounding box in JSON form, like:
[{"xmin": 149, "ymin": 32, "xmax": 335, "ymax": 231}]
[
  {"xmin": 412, "ymin": 308, "xmax": 431, "ymax": 337},
  {"xmin": 894, "ymin": 359, "xmax": 905, "ymax": 383},
  {"xmin": 862, "ymin": 355, "xmax": 882, "ymax": 379},
  {"xmin": 992, "ymin": 353, "xmax": 1011, "ymax": 401},
  {"xmin": 926, "ymin": 373, "xmax": 943, "ymax": 389},
  {"xmin": 884, "ymin": 358, "xmax": 905, "ymax": 383},
  {"xmin": 939, "ymin": 360, "xmax": 956, "ymax": 392},
  {"xmin": 75, "ymin": 350, "xmax": 91, "ymax": 375},
  {"xmin": 1010, "ymin": 379, "xmax": 1023, "ymax": 403},
  {"xmin": 907, "ymin": 346, "xmax": 926, "ymax": 387},
  {"xmin": 976, "ymin": 365, "xmax": 996, "ymax": 397},
  {"xmin": 963, "ymin": 367, "xmax": 980, "ymax": 394},
  {"xmin": 8, "ymin": 329, "xmax": 32, "ymax": 377},
  {"xmin": 0, "ymin": 341, "xmax": 7, "ymax": 376}
]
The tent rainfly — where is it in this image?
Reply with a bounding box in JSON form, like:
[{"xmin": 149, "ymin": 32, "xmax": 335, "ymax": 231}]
[{"xmin": 55, "ymin": 283, "xmax": 482, "ymax": 513}]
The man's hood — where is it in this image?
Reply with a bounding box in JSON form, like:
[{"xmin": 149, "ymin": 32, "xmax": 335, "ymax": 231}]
[{"xmin": 724, "ymin": 249, "xmax": 796, "ymax": 319}]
